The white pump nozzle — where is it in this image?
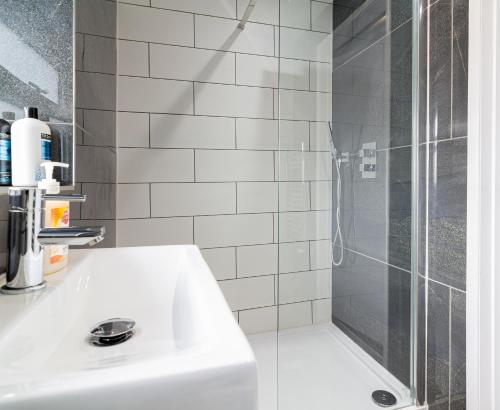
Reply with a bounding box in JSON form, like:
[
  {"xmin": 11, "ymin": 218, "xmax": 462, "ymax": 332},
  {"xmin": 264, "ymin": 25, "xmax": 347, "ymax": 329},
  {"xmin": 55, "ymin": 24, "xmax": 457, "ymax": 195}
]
[{"xmin": 38, "ymin": 161, "xmax": 69, "ymax": 194}]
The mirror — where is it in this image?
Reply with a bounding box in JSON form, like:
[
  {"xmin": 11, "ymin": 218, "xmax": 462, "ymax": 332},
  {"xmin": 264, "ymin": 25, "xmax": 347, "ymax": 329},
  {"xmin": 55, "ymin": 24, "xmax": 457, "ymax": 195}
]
[{"xmin": 0, "ymin": 0, "xmax": 74, "ymax": 186}]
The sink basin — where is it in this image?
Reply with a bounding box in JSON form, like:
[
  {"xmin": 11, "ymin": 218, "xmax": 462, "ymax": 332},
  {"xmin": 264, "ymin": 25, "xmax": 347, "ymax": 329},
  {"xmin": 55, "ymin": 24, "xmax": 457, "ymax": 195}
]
[{"xmin": 0, "ymin": 245, "xmax": 257, "ymax": 410}]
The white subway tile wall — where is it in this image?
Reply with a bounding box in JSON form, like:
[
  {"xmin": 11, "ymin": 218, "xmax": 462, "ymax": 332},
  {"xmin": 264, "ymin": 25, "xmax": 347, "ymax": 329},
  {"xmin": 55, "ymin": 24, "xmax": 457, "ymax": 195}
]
[{"xmin": 116, "ymin": 0, "xmax": 332, "ymax": 333}]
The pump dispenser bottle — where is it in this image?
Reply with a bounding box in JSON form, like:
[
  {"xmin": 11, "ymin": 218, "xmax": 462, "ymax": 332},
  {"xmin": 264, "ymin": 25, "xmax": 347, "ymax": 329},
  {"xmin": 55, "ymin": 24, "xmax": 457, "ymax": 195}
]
[
  {"xmin": 11, "ymin": 107, "xmax": 50, "ymax": 186},
  {"xmin": 39, "ymin": 161, "xmax": 70, "ymax": 275}
]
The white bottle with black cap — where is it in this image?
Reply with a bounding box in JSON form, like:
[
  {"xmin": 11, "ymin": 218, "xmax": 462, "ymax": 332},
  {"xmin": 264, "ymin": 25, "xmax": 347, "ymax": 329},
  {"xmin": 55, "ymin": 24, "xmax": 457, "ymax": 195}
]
[{"xmin": 11, "ymin": 107, "xmax": 50, "ymax": 186}]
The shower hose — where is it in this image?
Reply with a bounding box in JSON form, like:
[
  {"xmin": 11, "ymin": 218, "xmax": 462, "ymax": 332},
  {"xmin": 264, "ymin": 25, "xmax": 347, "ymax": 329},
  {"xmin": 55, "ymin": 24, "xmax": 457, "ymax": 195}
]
[{"xmin": 328, "ymin": 122, "xmax": 344, "ymax": 267}]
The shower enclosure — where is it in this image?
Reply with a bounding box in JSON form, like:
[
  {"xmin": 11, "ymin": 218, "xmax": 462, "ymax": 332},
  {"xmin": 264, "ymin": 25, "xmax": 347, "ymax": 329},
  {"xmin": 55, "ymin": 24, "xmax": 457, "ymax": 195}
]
[{"xmin": 250, "ymin": 0, "xmax": 418, "ymax": 409}]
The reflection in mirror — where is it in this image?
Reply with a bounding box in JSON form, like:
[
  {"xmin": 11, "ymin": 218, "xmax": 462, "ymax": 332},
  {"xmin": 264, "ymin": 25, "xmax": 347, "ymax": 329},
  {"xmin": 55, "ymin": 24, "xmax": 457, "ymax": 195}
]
[{"xmin": 0, "ymin": 0, "xmax": 74, "ymax": 185}]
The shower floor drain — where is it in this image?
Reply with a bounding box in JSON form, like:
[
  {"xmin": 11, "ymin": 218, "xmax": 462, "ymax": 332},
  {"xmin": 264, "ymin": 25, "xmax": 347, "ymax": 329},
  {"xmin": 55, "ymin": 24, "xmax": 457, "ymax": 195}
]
[{"xmin": 371, "ymin": 390, "xmax": 397, "ymax": 407}]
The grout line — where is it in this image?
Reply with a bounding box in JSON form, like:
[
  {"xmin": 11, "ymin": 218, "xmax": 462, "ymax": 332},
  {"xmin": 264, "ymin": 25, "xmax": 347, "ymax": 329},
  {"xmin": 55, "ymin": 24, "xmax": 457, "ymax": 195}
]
[
  {"xmin": 119, "ymin": 1, "xmax": 329, "ymax": 32},
  {"xmin": 450, "ymin": 0, "xmax": 454, "ymax": 140},
  {"xmin": 148, "ymin": 42, "xmax": 151, "ymax": 77},
  {"xmin": 82, "ymin": 34, "xmax": 86, "ymax": 71},
  {"xmin": 332, "ymin": 16, "xmax": 413, "ymax": 75},
  {"xmin": 339, "ymin": 246, "xmax": 412, "ymax": 274},
  {"xmin": 310, "ymin": 1, "xmax": 313, "ymax": 30},
  {"xmin": 193, "ymin": 13, "xmax": 196, "ymax": 48},
  {"xmin": 115, "ymin": 37, "xmax": 330, "ymax": 64},
  {"xmin": 427, "ymin": 277, "xmax": 466, "ymax": 294}
]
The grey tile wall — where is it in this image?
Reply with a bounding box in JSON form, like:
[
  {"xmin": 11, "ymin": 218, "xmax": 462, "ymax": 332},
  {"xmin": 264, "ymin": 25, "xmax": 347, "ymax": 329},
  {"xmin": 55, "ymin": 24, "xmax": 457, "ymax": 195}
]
[
  {"xmin": 116, "ymin": 0, "xmax": 335, "ymax": 332},
  {"xmin": 74, "ymin": 0, "xmax": 117, "ymax": 247},
  {"xmin": 418, "ymin": 0, "xmax": 468, "ymax": 409},
  {"xmin": 429, "ymin": 0, "xmax": 452, "ymax": 141}
]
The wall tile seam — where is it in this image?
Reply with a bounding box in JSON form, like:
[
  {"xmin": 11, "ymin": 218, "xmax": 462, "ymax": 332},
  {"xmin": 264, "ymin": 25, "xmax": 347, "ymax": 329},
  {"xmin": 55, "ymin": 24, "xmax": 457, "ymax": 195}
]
[
  {"xmin": 332, "ymin": 89, "xmax": 403, "ymax": 98},
  {"xmin": 118, "ymin": 2, "xmax": 334, "ymax": 35},
  {"xmin": 77, "ymin": 143, "xmax": 118, "ymax": 149},
  {"xmin": 118, "ymin": 74, "xmax": 332, "ymax": 95},
  {"xmin": 80, "ymin": 32, "xmax": 119, "ymax": 41},
  {"xmin": 80, "ymin": 69, "xmax": 118, "ymax": 76},
  {"xmin": 117, "ymin": 40, "xmax": 331, "ymax": 64},
  {"xmin": 119, "ymin": 37, "xmax": 331, "ymax": 65},
  {"xmin": 224, "ymin": 298, "xmax": 331, "ymax": 315},
  {"xmin": 198, "ymin": 240, "xmax": 324, "ymax": 251},
  {"xmin": 116, "ymin": 210, "xmax": 332, "ymax": 220},
  {"xmin": 117, "ymin": 147, "xmax": 331, "ymax": 154},
  {"xmin": 426, "ymin": 276, "xmax": 466, "ymax": 294},
  {"xmin": 340, "ymin": 246, "xmax": 412, "ymax": 274},
  {"xmin": 117, "ymin": 179, "xmax": 332, "ymax": 184},
  {"xmin": 76, "ymin": 70, "xmax": 116, "ymax": 77},
  {"xmin": 115, "ymin": 111, "xmax": 333, "ymax": 123},
  {"xmin": 418, "ymin": 135, "xmax": 468, "ymax": 146},
  {"xmin": 76, "ymin": 31, "xmax": 117, "ymax": 40},
  {"xmin": 74, "ymin": 218, "xmax": 117, "ymax": 222},
  {"xmin": 234, "ymin": 297, "xmax": 330, "ymax": 313},
  {"xmin": 119, "ymin": 179, "xmax": 333, "ymax": 183},
  {"xmin": 332, "ymin": 16, "xmax": 414, "ymax": 75}
]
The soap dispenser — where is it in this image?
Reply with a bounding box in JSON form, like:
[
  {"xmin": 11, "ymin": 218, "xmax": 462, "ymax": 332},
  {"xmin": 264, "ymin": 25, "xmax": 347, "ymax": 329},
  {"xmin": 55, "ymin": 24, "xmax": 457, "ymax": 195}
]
[{"xmin": 39, "ymin": 161, "xmax": 70, "ymax": 275}]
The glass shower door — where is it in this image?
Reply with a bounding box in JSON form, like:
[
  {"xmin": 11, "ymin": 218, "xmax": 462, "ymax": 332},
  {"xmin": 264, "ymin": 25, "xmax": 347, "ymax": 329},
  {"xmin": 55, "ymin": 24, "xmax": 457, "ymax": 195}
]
[{"xmin": 276, "ymin": 0, "xmax": 417, "ymax": 409}]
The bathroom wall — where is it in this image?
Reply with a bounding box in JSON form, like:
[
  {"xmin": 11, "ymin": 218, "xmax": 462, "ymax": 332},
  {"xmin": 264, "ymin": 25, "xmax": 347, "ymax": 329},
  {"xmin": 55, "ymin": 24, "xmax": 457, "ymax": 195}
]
[
  {"xmin": 276, "ymin": 2, "xmax": 333, "ymax": 329},
  {"xmin": 330, "ymin": 0, "xmax": 413, "ymax": 386},
  {"xmin": 417, "ymin": 0, "xmax": 468, "ymax": 408},
  {"xmin": 74, "ymin": 0, "xmax": 117, "ymax": 247},
  {"xmin": 115, "ymin": 0, "xmax": 332, "ymax": 332}
]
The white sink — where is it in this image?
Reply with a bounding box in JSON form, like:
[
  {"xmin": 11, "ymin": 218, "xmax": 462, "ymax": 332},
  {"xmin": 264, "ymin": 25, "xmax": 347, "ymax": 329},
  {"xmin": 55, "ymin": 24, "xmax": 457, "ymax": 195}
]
[{"xmin": 0, "ymin": 245, "xmax": 257, "ymax": 410}]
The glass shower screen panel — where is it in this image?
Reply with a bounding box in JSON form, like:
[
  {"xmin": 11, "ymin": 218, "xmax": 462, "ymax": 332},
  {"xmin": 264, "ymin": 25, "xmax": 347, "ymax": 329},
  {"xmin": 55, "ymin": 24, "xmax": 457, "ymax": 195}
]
[{"xmin": 277, "ymin": 1, "xmax": 417, "ymax": 409}]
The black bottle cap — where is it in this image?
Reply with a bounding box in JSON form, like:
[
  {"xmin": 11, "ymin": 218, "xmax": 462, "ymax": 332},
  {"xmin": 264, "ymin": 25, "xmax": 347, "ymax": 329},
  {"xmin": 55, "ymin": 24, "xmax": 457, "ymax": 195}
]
[
  {"xmin": 24, "ymin": 107, "xmax": 38, "ymax": 119},
  {"xmin": 0, "ymin": 118, "xmax": 10, "ymax": 135}
]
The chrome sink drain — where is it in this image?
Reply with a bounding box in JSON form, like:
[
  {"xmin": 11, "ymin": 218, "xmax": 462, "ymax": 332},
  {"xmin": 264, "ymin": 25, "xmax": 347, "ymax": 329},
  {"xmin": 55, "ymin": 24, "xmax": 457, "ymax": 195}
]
[
  {"xmin": 372, "ymin": 390, "xmax": 397, "ymax": 407},
  {"xmin": 90, "ymin": 318, "xmax": 135, "ymax": 346}
]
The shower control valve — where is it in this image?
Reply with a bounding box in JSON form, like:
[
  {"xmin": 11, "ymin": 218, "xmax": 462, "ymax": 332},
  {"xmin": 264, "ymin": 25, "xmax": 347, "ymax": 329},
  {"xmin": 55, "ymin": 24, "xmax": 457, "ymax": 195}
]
[
  {"xmin": 338, "ymin": 152, "xmax": 349, "ymax": 163},
  {"xmin": 359, "ymin": 142, "xmax": 377, "ymax": 179}
]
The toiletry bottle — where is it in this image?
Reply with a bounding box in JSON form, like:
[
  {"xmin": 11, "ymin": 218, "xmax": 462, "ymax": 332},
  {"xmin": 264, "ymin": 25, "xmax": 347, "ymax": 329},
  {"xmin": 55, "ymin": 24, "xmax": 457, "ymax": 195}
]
[
  {"xmin": 41, "ymin": 131, "xmax": 52, "ymax": 161},
  {"xmin": 0, "ymin": 118, "xmax": 11, "ymax": 186},
  {"xmin": 11, "ymin": 107, "xmax": 50, "ymax": 186},
  {"xmin": 38, "ymin": 161, "xmax": 70, "ymax": 275}
]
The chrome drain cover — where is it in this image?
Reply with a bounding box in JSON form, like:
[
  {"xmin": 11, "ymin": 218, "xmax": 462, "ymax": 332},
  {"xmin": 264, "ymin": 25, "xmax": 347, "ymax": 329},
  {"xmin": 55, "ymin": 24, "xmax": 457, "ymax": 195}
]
[
  {"xmin": 372, "ymin": 390, "xmax": 397, "ymax": 407},
  {"xmin": 90, "ymin": 318, "xmax": 135, "ymax": 347}
]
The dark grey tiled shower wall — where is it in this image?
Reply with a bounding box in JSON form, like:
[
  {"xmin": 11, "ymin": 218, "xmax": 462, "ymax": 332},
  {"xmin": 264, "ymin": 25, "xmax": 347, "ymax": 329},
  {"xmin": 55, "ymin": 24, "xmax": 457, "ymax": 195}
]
[
  {"xmin": 418, "ymin": 0, "xmax": 468, "ymax": 409},
  {"xmin": 332, "ymin": 0, "xmax": 468, "ymax": 406},
  {"xmin": 74, "ymin": 0, "xmax": 117, "ymax": 247},
  {"xmin": 331, "ymin": 0, "xmax": 413, "ymax": 387}
]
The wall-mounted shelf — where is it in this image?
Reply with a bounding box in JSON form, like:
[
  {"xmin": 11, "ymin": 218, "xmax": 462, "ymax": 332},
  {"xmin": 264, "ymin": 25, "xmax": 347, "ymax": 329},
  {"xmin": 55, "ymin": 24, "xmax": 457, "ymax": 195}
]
[{"xmin": 0, "ymin": 185, "xmax": 74, "ymax": 195}]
